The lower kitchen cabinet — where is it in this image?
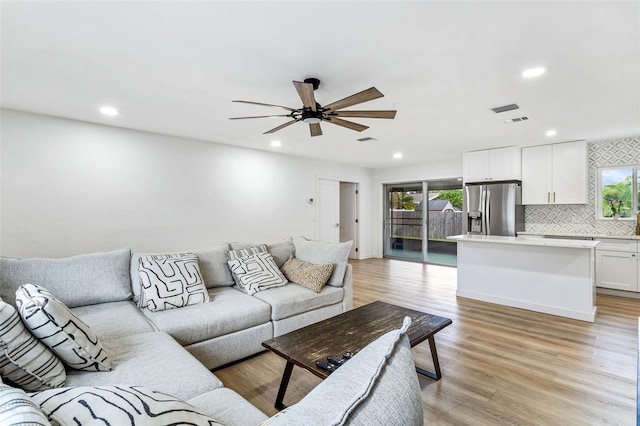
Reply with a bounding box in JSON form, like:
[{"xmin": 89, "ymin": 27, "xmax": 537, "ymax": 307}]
[{"xmin": 595, "ymin": 239, "xmax": 639, "ymax": 292}]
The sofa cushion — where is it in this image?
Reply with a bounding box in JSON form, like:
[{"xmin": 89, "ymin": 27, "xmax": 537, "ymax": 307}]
[
  {"xmin": 0, "ymin": 300, "xmax": 66, "ymax": 391},
  {"xmin": 294, "ymin": 238, "xmax": 352, "ymax": 287},
  {"xmin": 227, "ymin": 252, "xmax": 288, "ymax": 295},
  {"xmin": 130, "ymin": 244, "xmax": 234, "ymax": 304},
  {"xmin": 65, "ymin": 331, "xmax": 223, "ymax": 401},
  {"xmin": 143, "ymin": 287, "xmax": 272, "ymax": 346},
  {"xmin": 253, "ymin": 283, "xmax": 343, "ymax": 321},
  {"xmin": 70, "ymin": 301, "xmax": 155, "ymax": 341},
  {"xmin": 16, "ymin": 284, "xmax": 112, "ymax": 372},
  {"xmin": 0, "ymin": 384, "xmax": 51, "ymax": 425},
  {"xmin": 261, "ymin": 317, "xmax": 423, "ymax": 425},
  {"xmin": 281, "ymin": 256, "xmax": 333, "ymax": 292},
  {"xmin": 187, "ymin": 388, "xmax": 269, "ymax": 426},
  {"xmin": 32, "ymin": 385, "xmax": 223, "ymax": 426},
  {"xmin": 138, "ymin": 253, "xmax": 209, "ymax": 311},
  {"xmin": 0, "ymin": 248, "xmax": 132, "ymax": 308}
]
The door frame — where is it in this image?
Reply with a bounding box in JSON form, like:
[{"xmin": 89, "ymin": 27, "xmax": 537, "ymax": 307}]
[{"xmin": 316, "ymin": 177, "xmax": 360, "ymax": 259}]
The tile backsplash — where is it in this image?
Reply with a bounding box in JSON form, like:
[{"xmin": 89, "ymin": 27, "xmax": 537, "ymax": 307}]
[{"xmin": 524, "ymin": 136, "xmax": 640, "ymax": 236}]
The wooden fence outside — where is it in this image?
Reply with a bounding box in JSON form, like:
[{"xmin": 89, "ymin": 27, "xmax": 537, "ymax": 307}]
[{"xmin": 390, "ymin": 210, "xmax": 463, "ymax": 240}]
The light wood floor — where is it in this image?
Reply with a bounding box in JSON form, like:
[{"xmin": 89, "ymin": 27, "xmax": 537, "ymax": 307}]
[{"xmin": 215, "ymin": 258, "xmax": 640, "ymax": 425}]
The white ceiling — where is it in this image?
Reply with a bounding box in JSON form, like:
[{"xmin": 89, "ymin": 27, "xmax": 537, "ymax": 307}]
[{"xmin": 1, "ymin": 1, "xmax": 639, "ymax": 169}]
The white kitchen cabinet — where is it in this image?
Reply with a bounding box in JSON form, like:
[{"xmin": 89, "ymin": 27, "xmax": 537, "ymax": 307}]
[
  {"xmin": 521, "ymin": 140, "xmax": 587, "ymax": 204},
  {"xmin": 595, "ymin": 239, "xmax": 639, "ymax": 292},
  {"xmin": 463, "ymin": 146, "xmax": 521, "ymax": 183}
]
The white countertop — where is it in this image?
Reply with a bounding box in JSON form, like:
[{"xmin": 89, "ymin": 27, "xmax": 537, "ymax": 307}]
[
  {"xmin": 448, "ymin": 234, "xmax": 600, "ymax": 249},
  {"xmin": 518, "ymin": 231, "xmax": 640, "ymax": 240}
]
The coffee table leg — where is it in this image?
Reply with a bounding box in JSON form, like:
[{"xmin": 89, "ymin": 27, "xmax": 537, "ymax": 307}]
[
  {"xmin": 415, "ymin": 335, "xmax": 442, "ymax": 381},
  {"xmin": 275, "ymin": 361, "xmax": 294, "ymax": 410}
]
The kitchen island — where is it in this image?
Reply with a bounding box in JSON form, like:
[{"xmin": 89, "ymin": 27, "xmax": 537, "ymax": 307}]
[{"xmin": 449, "ymin": 234, "xmax": 599, "ymax": 322}]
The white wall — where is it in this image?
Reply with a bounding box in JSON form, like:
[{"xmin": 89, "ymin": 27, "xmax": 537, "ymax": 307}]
[
  {"xmin": 0, "ymin": 109, "xmax": 373, "ymax": 258},
  {"xmin": 370, "ymin": 159, "xmax": 463, "ymax": 257}
]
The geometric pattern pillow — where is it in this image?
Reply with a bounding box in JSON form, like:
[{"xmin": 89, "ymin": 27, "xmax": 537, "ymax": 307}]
[
  {"xmin": 280, "ymin": 256, "xmax": 334, "ymax": 293},
  {"xmin": 15, "ymin": 284, "xmax": 112, "ymax": 372},
  {"xmin": 227, "ymin": 251, "xmax": 288, "ymax": 295},
  {"xmin": 0, "ymin": 384, "xmax": 51, "ymax": 425},
  {"xmin": 138, "ymin": 253, "xmax": 209, "ymax": 312},
  {"xmin": 0, "ymin": 300, "xmax": 66, "ymax": 391},
  {"xmin": 31, "ymin": 385, "xmax": 223, "ymax": 426},
  {"xmin": 226, "ymin": 245, "xmax": 267, "ymax": 286}
]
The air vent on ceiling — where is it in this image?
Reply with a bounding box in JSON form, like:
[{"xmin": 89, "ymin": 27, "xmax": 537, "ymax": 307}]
[
  {"xmin": 491, "ymin": 104, "xmax": 519, "ymax": 113},
  {"xmin": 356, "ymin": 137, "xmax": 377, "ymax": 142},
  {"xmin": 504, "ymin": 116, "xmax": 529, "ymax": 123}
]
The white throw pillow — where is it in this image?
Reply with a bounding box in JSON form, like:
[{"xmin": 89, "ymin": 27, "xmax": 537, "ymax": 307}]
[
  {"xmin": 227, "ymin": 252, "xmax": 288, "ymax": 295},
  {"xmin": 0, "ymin": 384, "xmax": 51, "ymax": 425},
  {"xmin": 226, "ymin": 244, "xmax": 268, "ymax": 286},
  {"xmin": 294, "ymin": 237, "xmax": 353, "ymax": 287},
  {"xmin": 0, "ymin": 300, "xmax": 66, "ymax": 391},
  {"xmin": 138, "ymin": 253, "xmax": 209, "ymax": 312},
  {"xmin": 31, "ymin": 385, "xmax": 223, "ymax": 426},
  {"xmin": 15, "ymin": 284, "xmax": 112, "ymax": 372}
]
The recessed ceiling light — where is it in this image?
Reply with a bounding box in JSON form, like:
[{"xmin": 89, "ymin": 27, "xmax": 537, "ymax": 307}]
[
  {"xmin": 522, "ymin": 66, "xmax": 547, "ymax": 78},
  {"xmin": 99, "ymin": 106, "xmax": 119, "ymax": 116},
  {"xmin": 545, "ymin": 129, "xmax": 557, "ymax": 137},
  {"xmin": 270, "ymin": 140, "xmax": 282, "ymax": 147},
  {"xmin": 393, "ymin": 152, "xmax": 402, "ymax": 159},
  {"xmin": 457, "ymin": 178, "xmax": 463, "ymax": 181}
]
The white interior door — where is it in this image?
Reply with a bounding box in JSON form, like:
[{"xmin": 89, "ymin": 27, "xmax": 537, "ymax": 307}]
[
  {"xmin": 340, "ymin": 182, "xmax": 357, "ymax": 259},
  {"xmin": 317, "ymin": 178, "xmax": 340, "ymax": 243}
]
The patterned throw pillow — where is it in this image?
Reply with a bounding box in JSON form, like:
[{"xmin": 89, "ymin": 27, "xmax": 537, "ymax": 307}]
[
  {"xmin": 15, "ymin": 284, "xmax": 112, "ymax": 372},
  {"xmin": 138, "ymin": 253, "xmax": 209, "ymax": 312},
  {"xmin": 0, "ymin": 384, "xmax": 51, "ymax": 425},
  {"xmin": 0, "ymin": 300, "xmax": 66, "ymax": 391},
  {"xmin": 31, "ymin": 385, "xmax": 223, "ymax": 426},
  {"xmin": 280, "ymin": 256, "xmax": 334, "ymax": 293},
  {"xmin": 226, "ymin": 245, "xmax": 268, "ymax": 286},
  {"xmin": 227, "ymin": 252, "xmax": 288, "ymax": 295}
]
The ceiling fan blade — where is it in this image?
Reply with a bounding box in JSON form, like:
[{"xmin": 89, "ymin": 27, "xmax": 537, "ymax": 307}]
[
  {"xmin": 325, "ymin": 117, "xmax": 369, "ymax": 132},
  {"xmin": 263, "ymin": 119, "xmax": 301, "ymax": 134},
  {"xmin": 232, "ymin": 100, "xmax": 298, "ymax": 112},
  {"xmin": 323, "ymin": 87, "xmax": 384, "ymax": 111},
  {"xmin": 293, "ymin": 81, "xmax": 317, "ymax": 111},
  {"xmin": 229, "ymin": 114, "xmax": 292, "ymax": 120},
  {"xmin": 332, "ymin": 110, "xmax": 397, "ymax": 119},
  {"xmin": 309, "ymin": 123, "xmax": 322, "ymax": 137}
]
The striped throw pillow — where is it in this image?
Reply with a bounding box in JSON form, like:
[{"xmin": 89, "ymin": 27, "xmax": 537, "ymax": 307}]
[
  {"xmin": 227, "ymin": 251, "xmax": 288, "ymax": 295},
  {"xmin": 138, "ymin": 252, "xmax": 209, "ymax": 312},
  {"xmin": 31, "ymin": 385, "xmax": 223, "ymax": 426},
  {"xmin": 0, "ymin": 384, "xmax": 51, "ymax": 425},
  {"xmin": 15, "ymin": 284, "xmax": 111, "ymax": 372},
  {"xmin": 0, "ymin": 300, "xmax": 66, "ymax": 391}
]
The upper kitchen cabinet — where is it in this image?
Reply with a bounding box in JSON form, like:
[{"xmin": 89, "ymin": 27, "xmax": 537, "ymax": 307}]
[
  {"xmin": 463, "ymin": 146, "xmax": 521, "ymax": 183},
  {"xmin": 521, "ymin": 140, "xmax": 587, "ymax": 205}
]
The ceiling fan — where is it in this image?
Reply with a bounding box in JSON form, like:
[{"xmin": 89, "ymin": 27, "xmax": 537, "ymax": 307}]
[{"xmin": 229, "ymin": 78, "xmax": 397, "ymax": 137}]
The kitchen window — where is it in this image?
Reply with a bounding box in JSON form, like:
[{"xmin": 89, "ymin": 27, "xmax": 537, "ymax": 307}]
[{"xmin": 597, "ymin": 165, "xmax": 640, "ymax": 219}]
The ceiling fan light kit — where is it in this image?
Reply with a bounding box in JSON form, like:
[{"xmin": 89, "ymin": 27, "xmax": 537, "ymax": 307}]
[{"xmin": 230, "ymin": 78, "xmax": 397, "ymax": 137}]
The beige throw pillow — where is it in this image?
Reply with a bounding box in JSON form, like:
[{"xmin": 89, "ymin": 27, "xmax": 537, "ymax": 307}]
[{"xmin": 280, "ymin": 256, "xmax": 334, "ymax": 293}]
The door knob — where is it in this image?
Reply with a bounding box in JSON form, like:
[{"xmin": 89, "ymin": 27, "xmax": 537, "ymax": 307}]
[{"xmin": 334, "ymin": 223, "xmax": 340, "ymax": 228}]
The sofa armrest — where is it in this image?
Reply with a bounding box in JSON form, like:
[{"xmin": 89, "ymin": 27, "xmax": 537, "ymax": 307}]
[{"xmin": 342, "ymin": 264, "xmax": 353, "ymax": 311}]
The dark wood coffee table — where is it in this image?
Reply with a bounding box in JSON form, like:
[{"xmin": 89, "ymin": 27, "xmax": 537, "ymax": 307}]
[{"xmin": 262, "ymin": 300, "xmax": 452, "ymax": 409}]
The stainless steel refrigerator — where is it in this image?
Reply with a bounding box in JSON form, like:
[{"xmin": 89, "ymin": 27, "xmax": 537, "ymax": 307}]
[{"xmin": 463, "ymin": 182, "xmax": 524, "ymax": 236}]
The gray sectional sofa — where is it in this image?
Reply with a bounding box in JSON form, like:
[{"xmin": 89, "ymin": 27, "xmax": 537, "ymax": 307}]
[{"xmin": 0, "ymin": 238, "xmax": 423, "ymax": 425}]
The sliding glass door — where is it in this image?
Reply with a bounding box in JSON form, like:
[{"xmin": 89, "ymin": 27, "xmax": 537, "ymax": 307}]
[
  {"xmin": 384, "ymin": 179, "xmax": 462, "ymax": 265},
  {"xmin": 384, "ymin": 183, "xmax": 424, "ymax": 261}
]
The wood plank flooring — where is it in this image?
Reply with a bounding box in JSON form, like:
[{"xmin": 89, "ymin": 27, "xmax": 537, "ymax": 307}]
[{"xmin": 214, "ymin": 258, "xmax": 640, "ymax": 425}]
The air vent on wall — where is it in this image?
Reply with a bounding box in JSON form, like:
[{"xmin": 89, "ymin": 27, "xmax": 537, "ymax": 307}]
[
  {"xmin": 504, "ymin": 116, "xmax": 529, "ymax": 123},
  {"xmin": 491, "ymin": 104, "xmax": 519, "ymax": 113},
  {"xmin": 356, "ymin": 137, "xmax": 377, "ymax": 142}
]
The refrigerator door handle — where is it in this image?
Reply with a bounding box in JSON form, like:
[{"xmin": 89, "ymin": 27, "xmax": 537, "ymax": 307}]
[
  {"xmin": 479, "ymin": 187, "xmax": 485, "ymax": 234},
  {"xmin": 485, "ymin": 188, "xmax": 491, "ymax": 236}
]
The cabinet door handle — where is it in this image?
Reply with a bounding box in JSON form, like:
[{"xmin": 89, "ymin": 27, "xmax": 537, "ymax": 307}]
[
  {"xmin": 553, "ymin": 192, "xmax": 556, "ymax": 203},
  {"xmin": 547, "ymin": 192, "xmax": 550, "ymax": 203}
]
